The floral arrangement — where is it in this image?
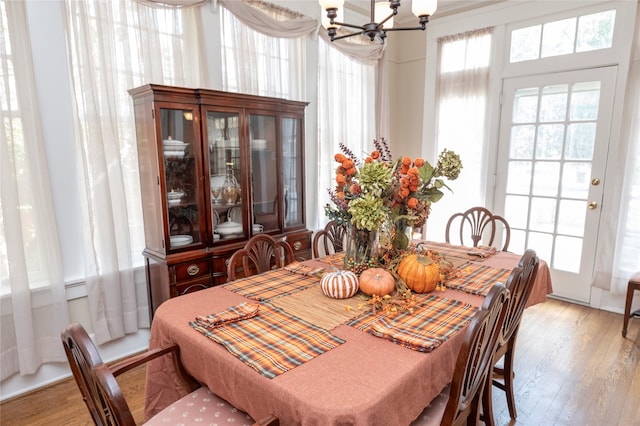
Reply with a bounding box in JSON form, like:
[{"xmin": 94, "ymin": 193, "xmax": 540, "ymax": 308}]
[{"xmin": 325, "ymin": 137, "xmax": 463, "ymax": 251}]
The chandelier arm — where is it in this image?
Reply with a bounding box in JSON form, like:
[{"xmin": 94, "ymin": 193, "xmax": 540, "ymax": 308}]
[
  {"xmin": 376, "ymin": 11, "xmax": 396, "ymax": 29},
  {"xmin": 384, "ymin": 24, "xmax": 427, "ymax": 32},
  {"xmin": 331, "ymin": 21, "xmax": 367, "ymax": 31},
  {"xmin": 330, "ymin": 30, "xmax": 366, "ymax": 41}
]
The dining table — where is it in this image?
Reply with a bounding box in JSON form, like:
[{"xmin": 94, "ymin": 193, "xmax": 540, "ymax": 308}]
[{"xmin": 143, "ymin": 242, "xmax": 553, "ymax": 425}]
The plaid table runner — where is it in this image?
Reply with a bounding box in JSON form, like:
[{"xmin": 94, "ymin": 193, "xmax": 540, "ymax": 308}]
[
  {"xmin": 190, "ymin": 303, "xmax": 345, "ymax": 379},
  {"xmin": 223, "ymin": 268, "xmax": 320, "ymax": 301},
  {"xmin": 446, "ymin": 262, "xmax": 512, "ymax": 296},
  {"xmin": 347, "ymin": 295, "xmax": 477, "ymax": 352}
]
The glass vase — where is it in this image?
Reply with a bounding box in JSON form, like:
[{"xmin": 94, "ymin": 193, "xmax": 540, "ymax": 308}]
[
  {"xmin": 344, "ymin": 225, "xmax": 380, "ymax": 274},
  {"xmin": 391, "ymin": 218, "xmax": 413, "ymax": 250}
]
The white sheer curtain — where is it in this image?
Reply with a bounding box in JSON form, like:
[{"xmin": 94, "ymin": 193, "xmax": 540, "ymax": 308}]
[
  {"xmin": 219, "ymin": 0, "xmax": 308, "ymax": 100},
  {"xmin": 316, "ymin": 37, "xmax": 376, "ymax": 230},
  {"xmin": 609, "ymin": 8, "xmax": 640, "ymax": 294},
  {"xmin": 426, "ymin": 27, "xmax": 494, "ymax": 242},
  {"xmin": 61, "ymin": 0, "xmax": 205, "ymax": 344},
  {"xmin": 0, "ymin": 0, "xmax": 70, "ymax": 379}
]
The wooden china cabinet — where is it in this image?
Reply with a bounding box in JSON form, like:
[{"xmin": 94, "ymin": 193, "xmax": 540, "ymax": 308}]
[{"xmin": 129, "ymin": 84, "xmax": 310, "ymax": 316}]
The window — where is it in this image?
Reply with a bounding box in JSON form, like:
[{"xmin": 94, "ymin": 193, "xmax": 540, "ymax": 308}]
[
  {"xmin": 510, "ymin": 10, "xmax": 616, "ymax": 63},
  {"xmin": 220, "ymin": 5, "xmax": 304, "ymax": 100},
  {"xmin": 316, "ymin": 38, "xmax": 375, "ymax": 228},
  {"xmin": 64, "ymin": 0, "xmax": 194, "ymax": 269},
  {"xmin": 428, "ymin": 28, "xmax": 493, "ymax": 242},
  {"xmin": 0, "ymin": 1, "xmax": 54, "ymax": 295}
]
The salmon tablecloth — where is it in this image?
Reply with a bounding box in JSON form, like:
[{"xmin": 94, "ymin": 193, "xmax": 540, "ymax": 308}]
[{"xmin": 143, "ymin": 248, "xmax": 552, "ymax": 425}]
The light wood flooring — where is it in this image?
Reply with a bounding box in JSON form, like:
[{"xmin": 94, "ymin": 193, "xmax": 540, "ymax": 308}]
[{"xmin": 1, "ymin": 298, "xmax": 639, "ymax": 426}]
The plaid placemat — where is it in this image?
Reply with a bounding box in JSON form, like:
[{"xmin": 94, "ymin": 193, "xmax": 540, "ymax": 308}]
[
  {"xmin": 190, "ymin": 304, "xmax": 345, "ymax": 379},
  {"xmin": 348, "ymin": 295, "xmax": 477, "ymax": 352},
  {"xmin": 446, "ymin": 262, "xmax": 512, "ymax": 296},
  {"xmin": 223, "ymin": 268, "xmax": 320, "ymax": 301},
  {"xmin": 417, "ymin": 241, "xmax": 477, "ymax": 258}
]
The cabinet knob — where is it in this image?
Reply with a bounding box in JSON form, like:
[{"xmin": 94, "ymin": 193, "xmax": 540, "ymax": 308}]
[
  {"xmin": 225, "ymin": 258, "xmax": 230, "ymax": 267},
  {"xmin": 293, "ymin": 242, "xmax": 302, "ymax": 251},
  {"xmin": 187, "ymin": 264, "xmax": 200, "ymax": 276}
]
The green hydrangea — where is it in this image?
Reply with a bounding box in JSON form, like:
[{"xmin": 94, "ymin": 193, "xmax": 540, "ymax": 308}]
[
  {"xmin": 357, "ymin": 161, "xmax": 392, "ymax": 197},
  {"xmin": 434, "ymin": 148, "xmax": 463, "ymax": 180},
  {"xmin": 349, "ymin": 193, "xmax": 389, "ymax": 231}
]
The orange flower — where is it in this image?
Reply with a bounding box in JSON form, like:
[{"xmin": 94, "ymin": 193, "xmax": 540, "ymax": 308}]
[
  {"xmin": 336, "ymin": 174, "xmax": 346, "ymax": 184},
  {"xmin": 414, "ymin": 158, "xmax": 425, "ymax": 167},
  {"xmin": 400, "ymin": 187, "xmax": 410, "ymax": 198},
  {"xmin": 346, "ymin": 167, "xmax": 357, "ymax": 176},
  {"xmin": 337, "ymin": 191, "xmax": 344, "ymax": 199},
  {"xmin": 408, "ymin": 167, "xmax": 420, "ymax": 177},
  {"xmin": 407, "ymin": 197, "xmax": 419, "ymax": 209},
  {"xmin": 342, "ymin": 159, "xmax": 354, "ymax": 170},
  {"xmin": 409, "ymin": 184, "xmax": 419, "ymax": 192},
  {"xmin": 334, "ymin": 153, "xmax": 346, "ymax": 163},
  {"xmin": 400, "ymin": 177, "xmax": 410, "ymax": 187},
  {"xmin": 400, "ymin": 165, "xmax": 410, "ymax": 175},
  {"xmin": 336, "ymin": 166, "xmax": 345, "ymax": 175},
  {"xmin": 365, "ymin": 157, "xmax": 372, "ymax": 164},
  {"xmin": 402, "ymin": 156, "xmax": 412, "ymax": 166},
  {"xmin": 350, "ymin": 183, "xmax": 361, "ymax": 194},
  {"xmin": 371, "ymin": 150, "xmax": 380, "ymax": 159}
]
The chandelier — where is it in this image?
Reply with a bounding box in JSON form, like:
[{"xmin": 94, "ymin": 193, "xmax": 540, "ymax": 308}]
[{"xmin": 319, "ymin": 0, "xmax": 438, "ymax": 44}]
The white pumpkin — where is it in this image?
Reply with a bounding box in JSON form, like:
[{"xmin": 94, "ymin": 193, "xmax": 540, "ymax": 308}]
[{"xmin": 320, "ymin": 270, "xmax": 359, "ymax": 299}]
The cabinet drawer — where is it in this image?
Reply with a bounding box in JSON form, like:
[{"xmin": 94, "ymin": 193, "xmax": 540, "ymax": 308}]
[
  {"xmin": 287, "ymin": 235, "xmax": 311, "ymax": 260},
  {"xmin": 172, "ymin": 277, "xmax": 212, "ymax": 297},
  {"xmin": 173, "ymin": 259, "xmax": 211, "ymax": 282},
  {"xmin": 212, "ymin": 255, "xmax": 232, "ymax": 274},
  {"xmin": 287, "ymin": 235, "xmax": 310, "ymax": 253}
]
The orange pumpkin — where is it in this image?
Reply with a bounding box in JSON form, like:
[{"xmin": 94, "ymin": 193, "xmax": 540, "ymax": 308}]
[
  {"xmin": 359, "ymin": 268, "xmax": 395, "ymax": 296},
  {"xmin": 397, "ymin": 253, "xmax": 440, "ymax": 293}
]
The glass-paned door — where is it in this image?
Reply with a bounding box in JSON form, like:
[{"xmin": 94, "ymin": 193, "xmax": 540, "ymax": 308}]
[
  {"xmin": 159, "ymin": 106, "xmax": 203, "ymax": 251},
  {"xmin": 206, "ymin": 110, "xmax": 244, "ymax": 242},
  {"xmin": 495, "ymin": 67, "xmax": 617, "ymax": 302},
  {"xmin": 250, "ymin": 114, "xmax": 279, "ymax": 233}
]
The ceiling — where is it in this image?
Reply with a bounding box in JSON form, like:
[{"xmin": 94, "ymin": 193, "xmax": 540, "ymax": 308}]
[{"xmin": 346, "ymin": 0, "xmax": 507, "ymax": 21}]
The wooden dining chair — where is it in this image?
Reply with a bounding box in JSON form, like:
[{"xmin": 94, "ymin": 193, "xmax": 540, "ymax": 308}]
[
  {"xmin": 481, "ymin": 249, "xmax": 539, "ymax": 425},
  {"xmin": 312, "ymin": 220, "xmax": 347, "ymax": 258},
  {"xmin": 61, "ymin": 323, "xmax": 279, "ymax": 426},
  {"xmin": 227, "ymin": 234, "xmax": 294, "ymax": 281},
  {"xmin": 445, "ymin": 206, "xmax": 511, "ymax": 251},
  {"xmin": 412, "ymin": 283, "xmax": 510, "ymax": 426},
  {"xmin": 622, "ymin": 271, "xmax": 640, "ymax": 337}
]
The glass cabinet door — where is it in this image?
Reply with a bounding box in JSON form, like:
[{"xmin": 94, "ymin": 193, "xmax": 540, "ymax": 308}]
[
  {"xmin": 160, "ymin": 107, "xmax": 201, "ymax": 250},
  {"xmin": 282, "ymin": 117, "xmax": 304, "ymax": 228},
  {"xmin": 249, "ymin": 114, "xmax": 279, "ymax": 234},
  {"xmin": 206, "ymin": 111, "xmax": 244, "ymax": 242}
]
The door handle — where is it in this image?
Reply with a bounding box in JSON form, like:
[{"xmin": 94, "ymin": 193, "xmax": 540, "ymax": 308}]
[
  {"xmin": 591, "ymin": 178, "xmax": 601, "ymax": 186},
  {"xmin": 588, "ymin": 201, "xmax": 598, "ymax": 209}
]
